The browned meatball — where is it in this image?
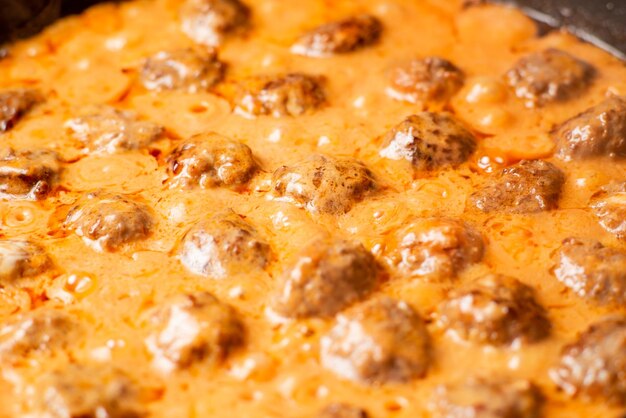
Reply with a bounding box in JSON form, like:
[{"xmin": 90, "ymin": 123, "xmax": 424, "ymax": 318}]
[
  {"xmin": 317, "ymin": 403, "xmax": 369, "ymax": 418},
  {"xmin": 64, "ymin": 192, "xmax": 154, "ymax": 252},
  {"xmin": 590, "ymin": 182, "xmax": 626, "ymax": 240},
  {"xmin": 505, "ymin": 48, "xmax": 594, "ymax": 108},
  {"xmin": 469, "ymin": 159, "xmax": 565, "ymax": 214},
  {"xmin": 272, "ymin": 154, "xmax": 375, "ymax": 215},
  {"xmin": 437, "ymin": 274, "xmax": 550, "ymax": 345},
  {"xmin": 0, "ymin": 89, "xmax": 41, "ymax": 132},
  {"xmin": 321, "ymin": 297, "xmax": 430, "ymax": 385},
  {"xmin": 551, "ymin": 316, "xmax": 626, "ymax": 405},
  {"xmin": 179, "ymin": 212, "xmax": 270, "ymax": 278},
  {"xmin": 33, "ymin": 364, "xmax": 145, "ymax": 418},
  {"xmin": 234, "ymin": 73, "xmax": 325, "ymax": 117},
  {"xmin": 387, "ymin": 57, "xmax": 465, "ymax": 105},
  {"xmin": 140, "ymin": 48, "xmax": 225, "ymax": 93},
  {"xmin": 553, "ymin": 238, "xmax": 626, "ymax": 307},
  {"xmin": 430, "ymin": 377, "xmax": 544, "ymax": 418},
  {"xmin": 0, "ymin": 148, "xmax": 60, "ymax": 200},
  {"xmin": 180, "ymin": 0, "xmax": 250, "ymax": 47},
  {"xmin": 554, "ymin": 96, "xmax": 626, "ymax": 161},
  {"xmin": 0, "ymin": 239, "xmax": 52, "ymax": 282},
  {"xmin": 271, "ymin": 239, "xmax": 378, "ymax": 319},
  {"xmin": 145, "ymin": 292, "xmax": 244, "ymax": 372},
  {"xmin": 65, "ymin": 106, "xmax": 164, "ymax": 154},
  {"xmin": 380, "ymin": 113, "xmax": 477, "ymax": 170},
  {"xmin": 291, "ymin": 14, "xmax": 382, "ymax": 57},
  {"xmin": 167, "ymin": 133, "xmax": 257, "ymax": 190}
]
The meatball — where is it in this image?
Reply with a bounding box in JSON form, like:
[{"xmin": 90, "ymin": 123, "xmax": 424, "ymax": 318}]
[
  {"xmin": 0, "ymin": 239, "xmax": 51, "ymax": 282},
  {"xmin": 272, "ymin": 154, "xmax": 375, "ymax": 215},
  {"xmin": 167, "ymin": 133, "xmax": 257, "ymax": 189},
  {"xmin": 553, "ymin": 238, "xmax": 626, "ymax": 307},
  {"xmin": 551, "ymin": 316, "xmax": 626, "ymax": 405},
  {"xmin": 505, "ymin": 48, "xmax": 594, "ymax": 107},
  {"xmin": 271, "ymin": 239, "xmax": 378, "ymax": 319},
  {"xmin": 234, "ymin": 73, "xmax": 325, "ymax": 117},
  {"xmin": 590, "ymin": 182, "xmax": 626, "ymax": 240},
  {"xmin": 554, "ymin": 96, "xmax": 626, "ymax": 161},
  {"xmin": 379, "ymin": 113, "xmax": 477, "ymax": 170},
  {"xmin": 317, "ymin": 403, "xmax": 369, "ymax": 418},
  {"xmin": 0, "ymin": 89, "xmax": 41, "ymax": 132},
  {"xmin": 63, "ymin": 192, "xmax": 154, "ymax": 252},
  {"xmin": 430, "ymin": 377, "xmax": 544, "ymax": 418},
  {"xmin": 145, "ymin": 292, "xmax": 244, "ymax": 372},
  {"xmin": 140, "ymin": 48, "xmax": 225, "ymax": 93},
  {"xmin": 179, "ymin": 212, "xmax": 270, "ymax": 278},
  {"xmin": 180, "ymin": 0, "xmax": 250, "ymax": 47},
  {"xmin": 291, "ymin": 14, "xmax": 382, "ymax": 57},
  {"xmin": 65, "ymin": 106, "xmax": 164, "ymax": 154},
  {"xmin": 321, "ymin": 297, "xmax": 430, "ymax": 385},
  {"xmin": 390, "ymin": 218, "xmax": 484, "ymax": 281},
  {"xmin": 0, "ymin": 148, "xmax": 60, "ymax": 200},
  {"xmin": 469, "ymin": 159, "xmax": 565, "ymax": 214},
  {"xmin": 437, "ymin": 274, "xmax": 550, "ymax": 345},
  {"xmin": 33, "ymin": 364, "xmax": 145, "ymax": 418},
  {"xmin": 387, "ymin": 57, "xmax": 465, "ymax": 105}
]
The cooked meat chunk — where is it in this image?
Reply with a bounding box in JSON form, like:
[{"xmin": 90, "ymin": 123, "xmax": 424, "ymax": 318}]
[
  {"xmin": 469, "ymin": 159, "xmax": 565, "ymax": 213},
  {"xmin": 179, "ymin": 212, "xmax": 270, "ymax": 278},
  {"xmin": 140, "ymin": 48, "xmax": 225, "ymax": 93},
  {"xmin": 180, "ymin": 0, "xmax": 250, "ymax": 47},
  {"xmin": 167, "ymin": 133, "xmax": 257, "ymax": 189},
  {"xmin": 145, "ymin": 292, "xmax": 244, "ymax": 372},
  {"xmin": 505, "ymin": 48, "xmax": 594, "ymax": 107},
  {"xmin": 65, "ymin": 106, "xmax": 164, "ymax": 154},
  {"xmin": 272, "ymin": 154, "xmax": 375, "ymax": 215},
  {"xmin": 431, "ymin": 377, "xmax": 544, "ymax": 418},
  {"xmin": 64, "ymin": 192, "xmax": 154, "ymax": 252},
  {"xmin": 551, "ymin": 316, "xmax": 626, "ymax": 405},
  {"xmin": 291, "ymin": 14, "xmax": 382, "ymax": 57},
  {"xmin": 321, "ymin": 297, "xmax": 430, "ymax": 385},
  {"xmin": 271, "ymin": 239, "xmax": 378, "ymax": 319},
  {"xmin": 590, "ymin": 182, "xmax": 626, "ymax": 240},
  {"xmin": 0, "ymin": 239, "xmax": 51, "ymax": 282},
  {"xmin": 553, "ymin": 238, "xmax": 626, "ymax": 307},
  {"xmin": 234, "ymin": 73, "xmax": 325, "ymax": 117},
  {"xmin": 387, "ymin": 57, "xmax": 465, "ymax": 105},
  {"xmin": 437, "ymin": 274, "xmax": 550, "ymax": 345},
  {"xmin": 0, "ymin": 148, "xmax": 60, "ymax": 200},
  {"xmin": 317, "ymin": 403, "xmax": 369, "ymax": 418},
  {"xmin": 34, "ymin": 364, "xmax": 145, "ymax": 418},
  {"xmin": 554, "ymin": 96, "xmax": 626, "ymax": 161},
  {"xmin": 380, "ymin": 113, "xmax": 476, "ymax": 170},
  {"xmin": 390, "ymin": 218, "xmax": 484, "ymax": 281},
  {"xmin": 0, "ymin": 89, "xmax": 41, "ymax": 132}
]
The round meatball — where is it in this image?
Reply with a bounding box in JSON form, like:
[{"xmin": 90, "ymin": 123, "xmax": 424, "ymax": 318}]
[
  {"xmin": 180, "ymin": 0, "xmax": 250, "ymax": 47},
  {"xmin": 272, "ymin": 154, "xmax": 375, "ymax": 215},
  {"xmin": 167, "ymin": 133, "xmax": 257, "ymax": 190},
  {"xmin": 65, "ymin": 106, "xmax": 164, "ymax": 154},
  {"xmin": 390, "ymin": 218, "xmax": 484, "ymax": 281},
  {"xmin": 0, "ymin": 239, "xmax": 51, "ymax": 282},
  {"xmin": 140, "ymin": 48, "xmax": 225, "ymax": 93},
  {"xmin": 430, "ymin": 377, "xmax": 544, "ymax": 418},
  {"xmin": 380, "ymin": 112, "xmax": 477, "ymax": 170},
  {"xmin": 321, "ymin": 297, "xmax": 430, "ymax": 385},
  {"xmin": 234, "ymin": 73, "xmax": 325, "ymax": 117},
  {"xmin": 291, "ymin": 14, "xmax": 382, "ymax": 57},
  {"xmin": 0, "ymin": 148, "xmax": 60, "ymax": 200},
  {"xmin": 0, "ymin": 88, "xmax": 41, "ymax": 132},
  {"xmin": 317, "ymin": 403, "xmax": 369, "ymax": 418},
  {"xmin": 553, "ymin": 238, "xmax": 626, "ymax": 307},
  {"xmin": 271, "ymin": 239, "xmax": 378, "ymax": 319},
  {"xmin": 387, "ymin": 57, "xmax": 465, "ymax": 105},
  {"xmin": 469, "ymin": 159, "xmax": 565, "ymax": 214},
  {"xmin": 179, "ymin": 212, "xmax": 270, "ymax": 278},
  {"xmin": 554, "ymin": 96, "xmax": 626, "ymax": 161},
  {"xmin": 551, "ymin": 316, "xmax": 626, "ymax": 405},
  {"xmin": 145, "ymin": 292, "xmax": 244, "ymax": 372},
  {"xmin": 437, "ymin": 274, "xmax": 550, "ymax": 345},
  {"xmin": 505, "ymin": 48, "xmax": 594, "ymax": 108},
  {"xmin": 64, "ymin": 192, "xmax": 154, "ymax": 252},
  {"xmin": 590, "ymin": 182, "xmax": 626, "ymax": 240}
]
